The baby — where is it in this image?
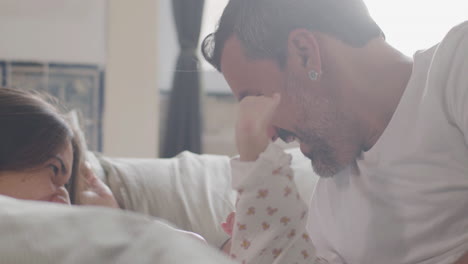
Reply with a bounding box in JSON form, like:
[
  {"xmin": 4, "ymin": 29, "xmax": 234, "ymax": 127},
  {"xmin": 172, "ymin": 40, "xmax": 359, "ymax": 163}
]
[{"xmin": 221, "ymin": 94, "xmax": 327, "ymax": 264}]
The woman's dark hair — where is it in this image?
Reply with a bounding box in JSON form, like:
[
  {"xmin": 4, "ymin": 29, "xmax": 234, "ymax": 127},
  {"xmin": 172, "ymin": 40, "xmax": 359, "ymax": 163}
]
[
  {"xmin": 202, "ymin": 0, "xmax": 385, "ymax": 72},
  {"xmin": 0, "ymin": 87, "xmax": 82, "ymax": 203}
]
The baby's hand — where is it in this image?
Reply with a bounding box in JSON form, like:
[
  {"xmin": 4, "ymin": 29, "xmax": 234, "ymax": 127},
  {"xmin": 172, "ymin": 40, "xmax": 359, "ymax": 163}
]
[{"xmin": 236, "ymin": 94, "xmax": 281, "ymax": 161}]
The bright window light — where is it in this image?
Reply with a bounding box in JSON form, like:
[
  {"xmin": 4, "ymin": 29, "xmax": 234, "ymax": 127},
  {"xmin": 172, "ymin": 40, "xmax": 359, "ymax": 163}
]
[
  {"xmin": 199, "ymin": 0, "xmax": 229, "ymax": 70},
  {"xmin": 365, "ymin": 0, "xmax": 467, "ymax": 55}
]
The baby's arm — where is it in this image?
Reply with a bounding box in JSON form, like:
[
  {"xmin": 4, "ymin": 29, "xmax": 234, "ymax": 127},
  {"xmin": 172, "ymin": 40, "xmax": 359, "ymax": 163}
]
[
  {"xmin": 230, "ymin": 143, "xmax": 316, "ymax": 264},
  {"xmin": 228, "ymin": 94, "xmax": 321, "ymax": 264}
]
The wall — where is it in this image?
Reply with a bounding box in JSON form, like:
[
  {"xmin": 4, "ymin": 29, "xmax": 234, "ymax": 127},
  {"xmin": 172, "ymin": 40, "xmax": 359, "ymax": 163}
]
[
  {"xmin": 0, "ymin": 0, "xmax": 106, "ymax": 64},
  {"xmin": 104, "ymin": 0, "xmax": 159, "ymax": 158},
  {"xmin": 0, "ymin": 0, "xmax": 161, "ymax": 158}
]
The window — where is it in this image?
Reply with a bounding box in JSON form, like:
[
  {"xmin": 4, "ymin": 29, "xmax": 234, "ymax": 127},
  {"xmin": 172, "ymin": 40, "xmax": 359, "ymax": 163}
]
[
  {"xmin": 158, "ymin": 0, "xmax": 230, "ymax": 94},
  {"xmin": 365, "ymin": 0, "xmax": 467, "ymax": 55},
  {"xmin": 199, "ymin": 0, "xmax": 229, "ymax": 71},
  {"xmin": 0, "ymin": 61, "xmax": 104, "ymax": 151},
  {"xmin": 198, "ymin": 0, "xmax": 467, "ymax": 61}
]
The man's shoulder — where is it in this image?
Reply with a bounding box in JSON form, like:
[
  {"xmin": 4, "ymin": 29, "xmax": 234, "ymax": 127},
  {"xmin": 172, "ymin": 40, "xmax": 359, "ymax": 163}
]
[
  {"xmin": 435, "ymin": 21, "xmax": 468, "ymax": 60},
  {"xmin": 433, "ymin": 21, "xmax": 468, "ymax": 135},
  {"xmin": 444, "ymin": 21, "xmax": 468, "ymax": 41}
]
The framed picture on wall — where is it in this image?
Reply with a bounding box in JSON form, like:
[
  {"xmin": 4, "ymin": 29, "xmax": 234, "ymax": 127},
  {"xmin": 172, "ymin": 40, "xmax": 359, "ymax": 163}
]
[
  {"xmin": 10, "ymin": 62, "xmax": 48, "ymax": 93},
  {"xmin": 49, "ymin": 64, "xmax": 103, "ymax": 151},
  {"xmin": 0, "ymin": 60, "xmax": 104, "ymax": 151}
]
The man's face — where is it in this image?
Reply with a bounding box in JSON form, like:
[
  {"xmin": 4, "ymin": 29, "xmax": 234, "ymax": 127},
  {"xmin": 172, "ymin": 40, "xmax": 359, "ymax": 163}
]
[{"xmin": 221, "ymin": 36, "xmax": 360, "ymax": 177}]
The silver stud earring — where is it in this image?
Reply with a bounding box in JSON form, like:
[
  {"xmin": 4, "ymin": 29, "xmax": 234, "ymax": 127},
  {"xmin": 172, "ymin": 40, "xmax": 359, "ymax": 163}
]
[{"xmin": 308, "ymin": 70, "xmax": 320, "ymax": 81}]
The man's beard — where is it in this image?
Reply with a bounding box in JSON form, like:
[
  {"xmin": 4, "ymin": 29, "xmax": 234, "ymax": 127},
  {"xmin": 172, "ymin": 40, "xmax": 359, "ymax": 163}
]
[
  {"xmin": 284, "ymin": 70, "xmax": 349, "ymax": 178},
  {"xmin": 297, "ymin": 129, "xmax": 343, "ymax": 178}
]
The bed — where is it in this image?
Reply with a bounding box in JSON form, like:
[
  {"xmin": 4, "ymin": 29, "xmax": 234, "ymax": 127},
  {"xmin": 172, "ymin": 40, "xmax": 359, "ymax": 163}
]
[{"xmin": 0, "ymin": 147, "xmax": 317, "ymax": 263}]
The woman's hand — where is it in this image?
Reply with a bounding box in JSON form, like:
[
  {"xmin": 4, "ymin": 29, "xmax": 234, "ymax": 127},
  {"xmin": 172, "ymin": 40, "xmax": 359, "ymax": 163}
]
[
  {"xmin": 76, "ymin": 162, "xmax": 119, "ymax": 209},
  {"xmin": 236, "ymin": 94, "xmax": 281, "ymax": 161}
]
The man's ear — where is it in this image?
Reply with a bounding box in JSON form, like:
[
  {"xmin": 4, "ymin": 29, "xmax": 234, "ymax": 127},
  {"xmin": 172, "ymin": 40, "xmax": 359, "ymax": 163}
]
[{"xmin": 287, "ymin": 29, "xmax": 322, "ymax": 74}]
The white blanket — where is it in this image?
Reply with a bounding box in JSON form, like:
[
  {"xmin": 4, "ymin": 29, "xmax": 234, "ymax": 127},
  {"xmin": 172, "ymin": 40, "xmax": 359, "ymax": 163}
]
[{"xmin": 0, "ymin": 195, "xmax": 236, "ymax": 264}]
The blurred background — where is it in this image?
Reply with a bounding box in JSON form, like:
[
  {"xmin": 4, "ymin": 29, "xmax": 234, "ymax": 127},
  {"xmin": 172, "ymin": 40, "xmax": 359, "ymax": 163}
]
[{"xmin": 0, "ymin": 0, "xmax": 466, "ymax": 158}]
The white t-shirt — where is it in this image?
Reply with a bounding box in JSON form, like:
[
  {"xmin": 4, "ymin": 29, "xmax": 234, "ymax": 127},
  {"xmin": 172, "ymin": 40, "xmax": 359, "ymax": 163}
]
[{"xmin": 307, "ymin": 21, "xmax": 468, "ymax": 264}]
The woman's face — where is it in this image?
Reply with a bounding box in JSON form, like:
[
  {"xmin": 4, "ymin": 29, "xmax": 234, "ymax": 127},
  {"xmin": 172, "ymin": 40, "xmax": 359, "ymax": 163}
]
[{"xmin": 0, "ymin": 141, "xmax": 73, "ymax": 205}]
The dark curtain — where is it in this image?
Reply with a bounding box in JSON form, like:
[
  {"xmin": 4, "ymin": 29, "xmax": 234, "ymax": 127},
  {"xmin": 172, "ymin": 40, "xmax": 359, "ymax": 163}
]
[{"xmin": 162, "ymin": 0, "xmax": 205, "ymax": 158}]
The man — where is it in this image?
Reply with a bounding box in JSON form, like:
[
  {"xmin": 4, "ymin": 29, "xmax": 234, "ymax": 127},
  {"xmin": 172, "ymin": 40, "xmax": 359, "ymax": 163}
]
[{"xmin": 201, "ymin": 0, "xmax": 468, "ymax": 263}]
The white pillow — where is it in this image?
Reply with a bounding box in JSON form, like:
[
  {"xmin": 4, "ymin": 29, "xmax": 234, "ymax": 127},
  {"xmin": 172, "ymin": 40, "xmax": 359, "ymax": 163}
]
[{"xmin": 99, "ymin": 151, "xmax": 236, "ymax": 248}]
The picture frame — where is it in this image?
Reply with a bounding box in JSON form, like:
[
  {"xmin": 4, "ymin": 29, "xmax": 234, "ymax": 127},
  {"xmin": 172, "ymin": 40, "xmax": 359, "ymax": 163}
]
[{"xmin": 0, "ymin": 61, "xmax": 104, "ymax": 151}]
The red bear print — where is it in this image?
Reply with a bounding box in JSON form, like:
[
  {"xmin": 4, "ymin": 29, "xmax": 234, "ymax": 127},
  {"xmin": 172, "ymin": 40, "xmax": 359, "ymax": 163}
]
[
  {"xmin": 247, "ymin": 207, "xmax": 255, "ymax": 215},
  {"xmin": 280, "ymin": 217, "xmax": 291, "ymax": 226},
  {"xmin": 257, "ymin": 189, "xmax": 269, "ymax": 199},
  {"xmin": 272, "ymin": 248, "xmax": 283, "ymax": 259},
  {"xmin": 241, "ymin": 239, "xmax": 251, "ymax": 249},
  {"xmin": 287, "ymin": 229, "xmax": 296, "ymax": 239},
  {"xmin": 267, "ymin": 206, "xmax": 278, "ymax": 216},
  {"xmin": 272, "ymin": 167, "xmax": 282, "ymax": 175},
  {"xmin": 237, "ymin": 223, "xmax": 247, "ymax": 231}
]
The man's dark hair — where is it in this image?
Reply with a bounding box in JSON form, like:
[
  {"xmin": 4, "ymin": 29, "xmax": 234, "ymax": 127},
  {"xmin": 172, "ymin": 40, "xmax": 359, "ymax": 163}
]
[{"xmin": 202, "ymin": 0, "xmax": 384, "ymax": 72}]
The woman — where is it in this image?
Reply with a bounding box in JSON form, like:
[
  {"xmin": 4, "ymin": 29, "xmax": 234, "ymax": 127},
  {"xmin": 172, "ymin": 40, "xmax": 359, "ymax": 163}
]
[
  {"xmin": 0, "ymin": 87, "xmax": 203, "ymax": 242},
  {"xmin": 0, "ymin": 88, "xmax": 81, "ymax": 204},
  {"xmin": 0, "ymin": 87, "xmax": 117, "ymax": 207}
]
